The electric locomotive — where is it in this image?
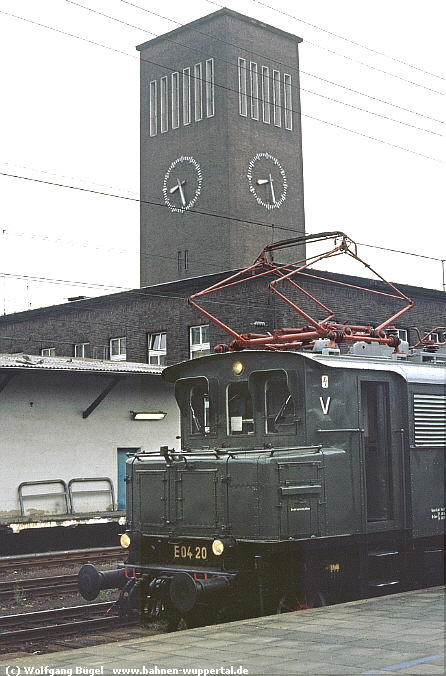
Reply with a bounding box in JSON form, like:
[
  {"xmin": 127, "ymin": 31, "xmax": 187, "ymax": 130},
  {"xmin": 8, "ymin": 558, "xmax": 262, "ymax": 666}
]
[{"xmin": 78, "ymin": 234, "xmax": 445, "ymax": 627}]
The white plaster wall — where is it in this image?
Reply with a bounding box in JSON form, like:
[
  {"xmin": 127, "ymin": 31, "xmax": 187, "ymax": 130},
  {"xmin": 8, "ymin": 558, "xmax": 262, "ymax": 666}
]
[{"xmin": 0, "ymin": 370, "xmax": 180, "ymax": 517}]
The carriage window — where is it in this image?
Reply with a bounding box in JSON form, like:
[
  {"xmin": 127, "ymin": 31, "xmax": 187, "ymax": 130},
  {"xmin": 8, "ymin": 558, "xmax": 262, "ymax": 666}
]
[
  {"xmin": 190, "ymin": 383, "xmax": 213, "ymax": 435},
  {"xmin": 227, "ymin": 382, "xmax": 254, "ymax": 435},
  {"xmin": 265, "ymin": 374, "xmax": 295, "ymax": 433}
]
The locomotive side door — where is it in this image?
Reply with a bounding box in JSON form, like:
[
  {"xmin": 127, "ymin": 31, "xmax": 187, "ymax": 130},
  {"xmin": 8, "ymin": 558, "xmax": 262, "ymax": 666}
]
[{"xmin": 359, "ymin": 377, "xmax": 405, "ymax": 531}]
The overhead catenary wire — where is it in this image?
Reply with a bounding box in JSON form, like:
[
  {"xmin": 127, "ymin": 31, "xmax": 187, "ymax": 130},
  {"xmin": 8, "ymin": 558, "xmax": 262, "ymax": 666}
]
[
  {"xmin": 203, "ymin": 0, "xmax": 445, "ymax": 92},
  {"xmin": 62, "ymin": 0, "xmax": 443, "ymax": 138},
  {"xmin": 243, "ymin": 0, "xmax": 445, "ymax": 80},
  {"xmin": 1, "ymin": 1, "xmax": 444, "ymax": 308},
  {"xmin": 0, "ymin": 7, "xmax": 442, "ymax": 163}
]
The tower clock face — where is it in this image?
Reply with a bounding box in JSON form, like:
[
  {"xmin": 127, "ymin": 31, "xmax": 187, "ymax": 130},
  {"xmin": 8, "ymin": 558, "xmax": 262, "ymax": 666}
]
[
  {"xmin": 247, "ymin": 152, "xmax": 288, "ymax": 210},
  {"xmin": 163, "ymin": 155, "xmax": 203, "ymax": 213}
]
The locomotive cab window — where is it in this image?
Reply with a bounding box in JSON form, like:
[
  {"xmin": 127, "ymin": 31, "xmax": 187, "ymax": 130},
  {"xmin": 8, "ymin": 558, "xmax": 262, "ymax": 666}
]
[
  {"xmin": 190, "ymin": 382, "xmax": 212, "ymax": 434},
  {"xmin": 175, "ymin": 377, "xmax": 216, "ymax": 437},
  {"xmin": 265, "ymin": 373, "xmax": 295, "ymax": 433},
  {"xmin": 227, "ymin": 381, "xmax": 254, "ymax": 435}
]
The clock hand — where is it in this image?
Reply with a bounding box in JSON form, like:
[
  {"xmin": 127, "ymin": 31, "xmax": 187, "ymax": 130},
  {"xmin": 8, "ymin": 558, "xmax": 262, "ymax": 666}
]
[
  {"xmin": 170, "ymin": 179, "xmax": 187, "ymax": 206},
  {"xmin": 268, "ymin": 173, "xmax": 276, "ymax": 204}
]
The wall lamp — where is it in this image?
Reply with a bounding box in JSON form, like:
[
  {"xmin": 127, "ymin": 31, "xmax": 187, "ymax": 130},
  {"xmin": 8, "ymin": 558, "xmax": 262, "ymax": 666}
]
[{"xmin": 131, "ymin": 411, "xmax": 167, "ymax": 421}]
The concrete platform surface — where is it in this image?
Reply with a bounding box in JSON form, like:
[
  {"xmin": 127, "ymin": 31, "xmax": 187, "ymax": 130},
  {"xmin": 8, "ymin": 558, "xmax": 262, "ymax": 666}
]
[{"xmin": 0, "ymin": 587, "xmax": 444, "ymax": 676}]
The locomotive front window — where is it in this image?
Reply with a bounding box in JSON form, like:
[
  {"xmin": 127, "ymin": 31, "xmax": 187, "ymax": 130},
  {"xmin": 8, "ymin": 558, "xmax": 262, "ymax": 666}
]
[
  {"xmin": 227, "ymin": 382, "xmax": 254, "ymax": 435},
  {"xmin": 265, "ymin": 374, "xmax": 295, "ymax": 433},
  {"xmin": 190, "ymin": 382, "xmax": 213, "ymax": 435}
]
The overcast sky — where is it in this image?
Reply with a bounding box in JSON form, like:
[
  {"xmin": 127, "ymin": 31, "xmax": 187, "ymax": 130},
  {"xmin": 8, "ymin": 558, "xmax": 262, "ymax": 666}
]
[{"xmin": 0, "ymin": 0, "xmax": 444, "ymax": 314}]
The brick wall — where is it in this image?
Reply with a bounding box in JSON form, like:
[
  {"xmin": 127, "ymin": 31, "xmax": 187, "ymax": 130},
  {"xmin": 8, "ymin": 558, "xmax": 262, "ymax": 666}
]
[{"xmin": 1, "ymin": 270, "xmax": 444, "ymax": 364}]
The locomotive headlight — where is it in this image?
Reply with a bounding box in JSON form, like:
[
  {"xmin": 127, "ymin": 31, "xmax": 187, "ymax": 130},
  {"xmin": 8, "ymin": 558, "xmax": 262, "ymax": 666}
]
[
  {"xmin": 120, "ymin": 533, "xmax": 131, "ymax": 549},
  {"xmin": 232, "ymin": 361, "xmax": 244, "ymax": 376},
  {"xmin": 212, "ymin": 539, "xmax": 225, "ymax": 556}
]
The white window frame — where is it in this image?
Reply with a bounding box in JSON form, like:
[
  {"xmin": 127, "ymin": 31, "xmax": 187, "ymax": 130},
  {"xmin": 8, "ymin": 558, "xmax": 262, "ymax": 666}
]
[
  {"xmin": 148, "ymin": 332, "xmax": 167, "ymax": 366},
  {"xmin": 238, "ymin": 57, "xmax": 248, "ymax": 117},
  {"xmin": 74, "ymin": 343, "xmax": 89, "ymax": 358},
  {"xmin": 261, "ymin": 66, "xmax": 271, "ymax": 124},
  {"xmin": 194, "ymin": 62, "xmax": 203, "ymax": 122},
  {"xmin": 149, "ymin": 80, "xmax": 157, "ymax": 137},
  {"xmin": 171, "ymin": 72, "xmax": 180, "ymax": 129},
  {"xmin": 183, "ymin": 67, "xmax": 191, "ymax": 125},
  {"xmin": 386, "ymin": 328, "xmax": 408, "ymax": 343},
  {"xmin": 189, "ymin": 325, "xmax": 211, "ymax": 359},
  {"xmin": 41, "ymin": 347, "xmax": 56, "ymax": 357},
  {"xmin": 284, "ymin": 73, "xmax": 293, "ymax": 130},
  {"xmin": 250, "ymin": 61, "xmax": 259, "ymax": 120},
  {"xmin": 160, "ymin": 76, "xmax": 168, "ymax": 133},
  {"xmin": 273, "ymin": 69, "xmax": 281, "ymax": 127},
  {"xmin": 205, "ymin": 58, "xmax": 215, "ymax": 118},
  {"xmin": 110, "ymin": 337, "xmax": 126, "ymax": 361}
]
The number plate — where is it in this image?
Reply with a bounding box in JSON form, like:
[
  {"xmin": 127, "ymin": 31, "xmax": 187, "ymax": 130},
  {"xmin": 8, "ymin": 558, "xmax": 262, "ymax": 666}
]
[{"xmin": 172, "ymin": 543, "xmax": 208, "ymax": 561}]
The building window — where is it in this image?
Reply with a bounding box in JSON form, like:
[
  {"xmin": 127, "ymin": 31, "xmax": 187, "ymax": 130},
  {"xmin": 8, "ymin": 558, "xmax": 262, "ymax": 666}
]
[
  {"xmin": 194, "ymin": 63, "xmax": 203, "ymax": 122},
  {"xmin": 110, "ymin": 337, "xmax": 126, "ymax": 361},
  {"xmin": 261, "ymin": 66, "xmax": 271, "ymax": 124},
  {"xmin": 184, "ymin": 249, "xmax": 189, "ymax": 271},
  {"xmin": 178, "ymin": 250, "xmax": 183, "ymax": 274},
  {"xmin": 149, "ymin": 80, "xmax": 157, "ymax": 137},
  {"xmin": 41, "ymin": 347, "xmax": 56, "ymax": 357},
  {"xmin": 183, "ymin": 67, "xmax": 191, "ymax": 125},
  {"xmin": 273, "ymin": 70, "xmax": 281, "ymax": 127},
  {"xmin": 205, "ymin": 58, "xmax": 215, "ymax": 117},
  {"xmin": 284, "ymin": 73, "xmax": 293, "ymax": 130},
  {"xmin": 148, "ymin": 332, "xmax": 167, "ymax": 366},
  {"xmin": 160, "ymin": 76, "xmax": 168, "ymax": 133},
  {"xmin": 426, "ymin": 331, "xmax": 443, "ymax": 343},
  {"xmin": 250, "ymin": 62, "xmax": 259, "ymax": 120},
  {"xmin": 238, "ymin": 57, "xmax": 248, "ymax": 117},
  {"xmin": 171, "ymin": 72, "xmax": 180, "ymax": 130},
  {"xmin": 190, "ymin": 325, "xmax": 211, "ymax": 359},
  {"xmin": 74, "ymin": 343, "xmax": 89, "ymax": 358}
]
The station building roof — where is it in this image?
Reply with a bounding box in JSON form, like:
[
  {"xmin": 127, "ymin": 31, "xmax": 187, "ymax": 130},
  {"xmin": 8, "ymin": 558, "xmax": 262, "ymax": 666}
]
[{"xmin": 0, "ymin": 353, "xmax": 164, "ymax": 376}]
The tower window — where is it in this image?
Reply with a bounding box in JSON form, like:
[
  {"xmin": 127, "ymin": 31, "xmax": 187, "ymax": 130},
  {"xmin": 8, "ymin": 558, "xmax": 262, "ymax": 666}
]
[
  {"xmin": 205, "ymin": 58, "xmax": 215, "ymax": 118},
  {"xmin": 238, "ymin": 57, "xmax": 248, "ymax": 117},
  {"xmin": 250, "ymin": 62, "xmax": 259, "ymax": 120},
  {"xmin": 194, "ymin": 63, "xmax": 203, "ymax": 122},
  {"xmin": 171, "ymin": 72, "xmax": 180, "ymax": 129},
  {"xmin": 149, "ymin": 80, "xmax": 157, "ymax": 137},
  {"xmin": 183, "ymin": 68, "xmax": 191, "ymax": 125},
  {"xmin": 160, "ymin": 76, "xmax": 168, "ymax": 133},
  {"xmin": 273, "ymin": 70, "xmax": 281, "ymax": 127},
  {"xmin": 284, "ymin": 73, "xmax": 293, "ymax": 130},
  {"xmin": 261, "ymin": 66, "xmax": 271, "ymax": 124}
]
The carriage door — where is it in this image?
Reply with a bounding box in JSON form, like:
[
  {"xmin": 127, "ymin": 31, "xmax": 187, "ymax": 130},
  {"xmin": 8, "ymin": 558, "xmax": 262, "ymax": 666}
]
[{"xmin": 360, "ymin": 382, "xmax": 393, "ymax": 523}]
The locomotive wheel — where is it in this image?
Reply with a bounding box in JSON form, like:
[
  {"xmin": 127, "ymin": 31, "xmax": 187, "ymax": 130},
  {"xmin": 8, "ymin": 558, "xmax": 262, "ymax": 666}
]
[{"xmin": 277, "ymin": 589, "xmax": 326, "ymax": 613}]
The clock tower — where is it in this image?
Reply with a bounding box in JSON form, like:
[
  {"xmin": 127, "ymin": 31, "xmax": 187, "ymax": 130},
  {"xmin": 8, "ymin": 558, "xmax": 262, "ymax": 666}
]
[{"xmin": 137, "ymin": 8, "xmax": 305, "ymax": 287}]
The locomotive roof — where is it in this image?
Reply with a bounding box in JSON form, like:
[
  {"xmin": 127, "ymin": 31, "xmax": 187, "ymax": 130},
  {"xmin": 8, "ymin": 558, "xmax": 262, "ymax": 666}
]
[{"xmin": 164, "ymin": 349, "xmax": 445, "ymax": 386}]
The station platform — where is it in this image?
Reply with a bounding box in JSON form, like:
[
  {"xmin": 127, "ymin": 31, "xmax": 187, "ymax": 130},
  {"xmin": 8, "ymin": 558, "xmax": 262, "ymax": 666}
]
[{"xmin": 0, "ymin": 587, "xmax": 444, "ymax": 675}]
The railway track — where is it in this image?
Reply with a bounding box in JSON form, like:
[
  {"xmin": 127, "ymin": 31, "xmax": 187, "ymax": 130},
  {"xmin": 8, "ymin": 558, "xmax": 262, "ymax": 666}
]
[
  {"xmin": 0, "ymin": 546, "xmax": 124, "ymax": 572},
  {"xmin": 0, "ymin": 602, "xmax": 136, "ymax": 647},
  {"xmin": 0, "ymin": 574, "xmax": 79, "ymax": 601}
]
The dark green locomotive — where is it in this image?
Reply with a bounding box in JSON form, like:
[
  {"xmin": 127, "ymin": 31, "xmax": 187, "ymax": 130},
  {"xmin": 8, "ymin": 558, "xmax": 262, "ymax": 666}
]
[{"xmin": 79, "ymin": 344, "xmax": 445, "ymax": 625}]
